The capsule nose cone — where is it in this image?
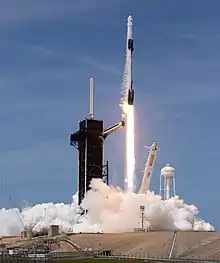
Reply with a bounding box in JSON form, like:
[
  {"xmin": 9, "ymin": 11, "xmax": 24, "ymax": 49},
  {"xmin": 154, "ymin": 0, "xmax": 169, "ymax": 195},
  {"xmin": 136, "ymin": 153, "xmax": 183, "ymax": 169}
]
[{"xmin": 127, "ymin": 15, "xmax": 133, "ymax": 22}]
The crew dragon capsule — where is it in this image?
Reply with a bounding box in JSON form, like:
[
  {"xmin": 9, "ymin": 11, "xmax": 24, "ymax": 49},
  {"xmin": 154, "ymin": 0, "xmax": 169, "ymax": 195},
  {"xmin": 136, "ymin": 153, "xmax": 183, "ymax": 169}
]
[{"xmin": 127, "ymin": 15, "xmax": 134, "ymax": 106}]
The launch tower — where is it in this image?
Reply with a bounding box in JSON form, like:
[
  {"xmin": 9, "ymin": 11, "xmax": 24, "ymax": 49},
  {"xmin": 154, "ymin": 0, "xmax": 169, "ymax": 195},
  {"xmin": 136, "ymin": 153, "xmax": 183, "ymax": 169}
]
[{"xmin": 70, "ymin": 78, "xmax": 124, "ymax": 205}]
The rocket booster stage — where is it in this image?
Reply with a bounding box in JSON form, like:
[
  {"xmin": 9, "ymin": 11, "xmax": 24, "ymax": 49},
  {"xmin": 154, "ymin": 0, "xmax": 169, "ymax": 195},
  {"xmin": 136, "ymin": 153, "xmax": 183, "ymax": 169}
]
[{"xmin": 127, "ymin": 15, "xmax": 134, "ymax": 105}]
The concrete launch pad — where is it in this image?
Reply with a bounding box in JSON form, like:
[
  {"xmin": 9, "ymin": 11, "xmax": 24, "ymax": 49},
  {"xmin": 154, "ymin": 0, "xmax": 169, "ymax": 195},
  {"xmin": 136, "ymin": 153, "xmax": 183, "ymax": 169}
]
[{"xmin": 1, "ymin": 231, "xmax": 220, "ymax": 260}]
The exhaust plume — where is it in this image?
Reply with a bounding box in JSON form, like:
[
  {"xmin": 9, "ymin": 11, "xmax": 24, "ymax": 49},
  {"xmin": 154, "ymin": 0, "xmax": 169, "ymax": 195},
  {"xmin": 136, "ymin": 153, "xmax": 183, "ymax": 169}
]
[{"xmin": 0, "ymin": 179, "xmax": 214, "ymax": 236}]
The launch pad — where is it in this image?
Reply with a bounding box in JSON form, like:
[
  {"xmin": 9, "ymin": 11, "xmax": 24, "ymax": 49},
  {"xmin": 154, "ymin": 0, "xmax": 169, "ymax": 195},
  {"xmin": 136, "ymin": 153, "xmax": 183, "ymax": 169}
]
[{"xmin": 70, "ymin": 78, "xmax": 124, "ymax": 205}]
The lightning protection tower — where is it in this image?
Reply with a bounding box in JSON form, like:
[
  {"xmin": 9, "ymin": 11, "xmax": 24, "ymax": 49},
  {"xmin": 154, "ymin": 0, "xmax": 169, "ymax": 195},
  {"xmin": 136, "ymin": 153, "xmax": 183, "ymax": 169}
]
[{"xmin": 70, "ymin": 77, "xmax": 124, "ymax": 205}]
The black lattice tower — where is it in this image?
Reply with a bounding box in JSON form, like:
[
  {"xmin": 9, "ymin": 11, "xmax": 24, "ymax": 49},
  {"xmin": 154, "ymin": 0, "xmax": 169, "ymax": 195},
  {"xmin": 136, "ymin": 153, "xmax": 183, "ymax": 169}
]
[
  {"xmin": 70, "ymin": 118, "xmax": 108, "ymax": 205},
  {"xmin": 70, "ymin": 77, "xmax": 124, "ymax": 206}
]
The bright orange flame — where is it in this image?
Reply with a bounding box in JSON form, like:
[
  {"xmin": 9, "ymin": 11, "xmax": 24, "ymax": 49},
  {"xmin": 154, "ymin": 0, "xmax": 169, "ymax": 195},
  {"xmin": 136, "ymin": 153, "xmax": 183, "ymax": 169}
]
[{"xmin": 123, "ymin": 103, "xmax": 135, "ymax": 192}]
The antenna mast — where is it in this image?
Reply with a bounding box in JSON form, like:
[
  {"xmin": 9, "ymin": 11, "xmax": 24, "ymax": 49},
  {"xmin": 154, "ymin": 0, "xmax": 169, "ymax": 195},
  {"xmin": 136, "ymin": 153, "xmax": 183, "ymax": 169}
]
[{"xmin": 89, "ymin": 77, "xmax": 94, "ymax": 119}]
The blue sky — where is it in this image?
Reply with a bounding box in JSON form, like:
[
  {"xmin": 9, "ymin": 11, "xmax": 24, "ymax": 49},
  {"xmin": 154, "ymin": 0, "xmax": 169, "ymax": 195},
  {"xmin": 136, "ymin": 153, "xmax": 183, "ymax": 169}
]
[{"xmin": 0, "ymin": 0, "xmax": 219, "ymax": 229}]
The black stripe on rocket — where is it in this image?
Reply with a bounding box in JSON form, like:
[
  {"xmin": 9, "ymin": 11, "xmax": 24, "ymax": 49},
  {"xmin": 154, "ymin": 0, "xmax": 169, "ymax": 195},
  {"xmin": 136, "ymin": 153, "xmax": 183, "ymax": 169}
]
[{"xmin": 128, "ymin": 38, "xmax": 134, "ymax": 105}]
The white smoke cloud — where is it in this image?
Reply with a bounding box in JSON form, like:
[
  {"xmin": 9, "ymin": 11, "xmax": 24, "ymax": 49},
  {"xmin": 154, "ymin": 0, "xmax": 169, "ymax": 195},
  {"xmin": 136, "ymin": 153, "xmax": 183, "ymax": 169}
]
[{"xmin": 0, "ymin": 179, "xmax": 214, "ymax": 236}]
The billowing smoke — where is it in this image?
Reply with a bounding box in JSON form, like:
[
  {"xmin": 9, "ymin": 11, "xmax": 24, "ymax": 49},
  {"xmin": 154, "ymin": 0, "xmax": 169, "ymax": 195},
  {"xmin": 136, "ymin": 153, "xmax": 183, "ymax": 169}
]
[{"xmin": 0, "ymin": 179, "xmax": 214, "ymax": 236}]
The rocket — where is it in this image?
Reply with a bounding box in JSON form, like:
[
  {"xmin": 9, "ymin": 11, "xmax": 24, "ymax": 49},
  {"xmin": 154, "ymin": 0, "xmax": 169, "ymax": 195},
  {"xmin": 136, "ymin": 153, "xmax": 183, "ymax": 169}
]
[{"xmin": 127, "ymin": 15, "xmax": 134, "ymax": 106}]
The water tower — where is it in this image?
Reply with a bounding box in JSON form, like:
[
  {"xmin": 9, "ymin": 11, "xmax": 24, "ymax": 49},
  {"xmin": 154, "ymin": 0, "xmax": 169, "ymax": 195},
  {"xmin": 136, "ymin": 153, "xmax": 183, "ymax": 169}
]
[{"xmin": 159, "ymin": 164, "xmax": 176, "ymax": 200}]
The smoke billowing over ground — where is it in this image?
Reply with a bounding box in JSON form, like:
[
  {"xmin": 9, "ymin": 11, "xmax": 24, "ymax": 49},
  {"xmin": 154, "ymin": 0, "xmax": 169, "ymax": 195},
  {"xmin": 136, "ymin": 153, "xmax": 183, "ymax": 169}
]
[{"xmin": 0, "ymin": 179, "xmax": 214, "ymax": 236}]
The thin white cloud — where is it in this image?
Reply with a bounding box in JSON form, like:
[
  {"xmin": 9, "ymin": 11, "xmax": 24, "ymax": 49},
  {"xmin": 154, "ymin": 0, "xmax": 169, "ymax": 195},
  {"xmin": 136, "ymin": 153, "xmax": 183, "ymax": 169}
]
[
  {"xmin": 0, "ymin": 0, "xmax": 123, "ymax": 26},
  {"xmin": 140, "ymin": 88, "xmax": 220, "ymax": 108},
  {"xmin": 173, "ymin": 112, "xmax": 184, "ymax": 119},
  {"xmin": 152, "ymin": 109, "xmax": 184, "ymax": 122},
  {"xmin": 154, "ymin": 86, "xmax": 220, "ymax": 106},
  {"xmin": 83, "ymin": 56, "xmax": 121, "ymax": 76},
  {"xmin": 178, "ymin": 33, "xmax": 203, "ymax": 41},
  {"xmin": 28, "ymin": 45, "xmax": 55, "ymax": 56},
  {"xmin": 0, "ymin": 138, "xmax": 68, "ymax": 168}
]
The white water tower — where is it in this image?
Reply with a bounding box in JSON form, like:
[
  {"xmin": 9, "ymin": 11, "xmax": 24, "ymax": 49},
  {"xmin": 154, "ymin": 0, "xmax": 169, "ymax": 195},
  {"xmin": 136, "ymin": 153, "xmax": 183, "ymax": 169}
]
[{"xmin": 160, "ymin": 164, "xmax": 176, "ymax": 200}]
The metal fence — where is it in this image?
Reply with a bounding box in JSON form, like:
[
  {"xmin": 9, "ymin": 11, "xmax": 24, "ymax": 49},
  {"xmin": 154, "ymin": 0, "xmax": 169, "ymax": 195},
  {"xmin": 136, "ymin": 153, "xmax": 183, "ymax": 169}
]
[
  {"xmin": 0, "ymin": 251, "xmax": 219, "ymax": 263},
  {"xmin": 0, "ymin": 251, "xmax": 94, "ymax": 262},
  {"xmin": 96, "ymin": 253, "xmax": 220, "ymax": 263}
]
